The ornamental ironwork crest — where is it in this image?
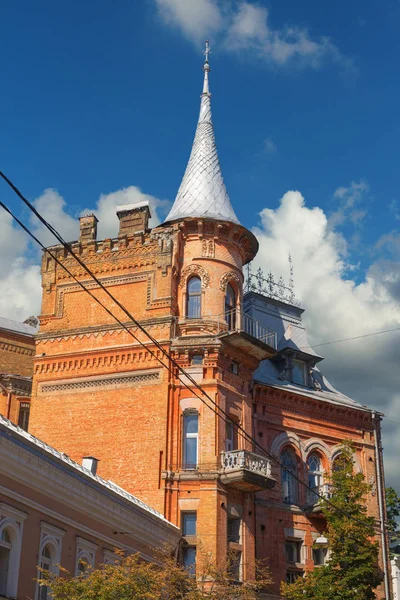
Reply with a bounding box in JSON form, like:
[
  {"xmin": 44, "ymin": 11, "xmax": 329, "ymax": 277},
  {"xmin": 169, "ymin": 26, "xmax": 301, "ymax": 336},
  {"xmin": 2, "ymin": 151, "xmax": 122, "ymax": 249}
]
[{"xmin": 245, "ymin": 254, "xmax": 300, "ymax": 307}]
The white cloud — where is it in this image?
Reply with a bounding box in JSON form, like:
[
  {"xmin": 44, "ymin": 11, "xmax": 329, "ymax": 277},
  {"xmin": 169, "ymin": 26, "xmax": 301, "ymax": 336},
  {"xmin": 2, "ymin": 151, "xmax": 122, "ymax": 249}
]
[
  {"xmin": 155, "ymin": 0, "xmax": 351, "ymax": 69},
  {"xmin": 264, "ymin": 136, "xmax": 277, "ymax": 155},
  {"xmin": 156, "ymin": 0, "xmax": 222, "ymax": 42},
  {"xmin": 329, "ymin": 180, "xmax": 369, "ymax": 229},
  {"xmin": 252, "ymin": 189, "xmax": 400, "ymax": 487}
]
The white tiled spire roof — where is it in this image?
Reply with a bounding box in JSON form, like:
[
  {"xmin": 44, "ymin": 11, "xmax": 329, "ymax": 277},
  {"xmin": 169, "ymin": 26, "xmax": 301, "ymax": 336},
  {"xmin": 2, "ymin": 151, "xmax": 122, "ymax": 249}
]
[{"xmin": 164, "ymin": 42, "xmax": 240, "ymax": 225}]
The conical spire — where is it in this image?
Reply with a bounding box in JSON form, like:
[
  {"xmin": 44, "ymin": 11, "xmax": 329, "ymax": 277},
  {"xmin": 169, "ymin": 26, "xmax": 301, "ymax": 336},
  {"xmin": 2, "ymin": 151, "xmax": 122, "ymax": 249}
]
[{"xmin": 164, "ymin": 42, "xmax": 240, "ymax": 225}]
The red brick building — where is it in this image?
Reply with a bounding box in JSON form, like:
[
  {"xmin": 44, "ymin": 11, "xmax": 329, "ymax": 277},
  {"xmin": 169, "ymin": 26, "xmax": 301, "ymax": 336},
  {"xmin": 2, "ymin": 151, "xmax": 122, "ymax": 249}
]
[
  {"xmin": 29, "ymin": 49, "xmax": 389, "ymax": 598},
  {"xmin": 0, "ymin": 316, "xmax": 38, "ymax": 431}
]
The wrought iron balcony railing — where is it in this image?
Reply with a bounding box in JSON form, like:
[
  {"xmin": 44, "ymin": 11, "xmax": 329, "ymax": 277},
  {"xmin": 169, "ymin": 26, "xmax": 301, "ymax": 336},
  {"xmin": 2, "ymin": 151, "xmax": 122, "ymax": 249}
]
[
  {"xmin": 175, "ymin": 307, "xmax": 277, "ymax": 350},
  {"xmin": 220, "ymin": 449, "xmax": 275, "ymax": 492}
]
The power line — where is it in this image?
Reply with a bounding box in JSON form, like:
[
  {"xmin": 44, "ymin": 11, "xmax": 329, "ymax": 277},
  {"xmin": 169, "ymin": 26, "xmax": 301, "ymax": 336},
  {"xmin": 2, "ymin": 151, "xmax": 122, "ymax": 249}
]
[
  {"xmin": 0, "ymin": 170, "xmax": 385, "ymax": 534},
  {"xmin": 303, "ymin": 327, "xmax": 400, "ymax": 350}
]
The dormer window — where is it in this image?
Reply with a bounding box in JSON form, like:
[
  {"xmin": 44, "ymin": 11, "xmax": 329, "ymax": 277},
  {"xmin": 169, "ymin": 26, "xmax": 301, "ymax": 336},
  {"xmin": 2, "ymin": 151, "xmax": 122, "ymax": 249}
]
[{"xmin": 291, "ymin": 359, "xmax": 306, "ymax": 386}]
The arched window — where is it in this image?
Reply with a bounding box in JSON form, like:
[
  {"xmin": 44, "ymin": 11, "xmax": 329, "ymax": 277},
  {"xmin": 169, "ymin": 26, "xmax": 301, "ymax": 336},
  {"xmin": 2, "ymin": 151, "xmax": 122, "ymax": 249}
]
[
  {"xmin": 225, "ymin": 283, "xmax": 236, "ymax": 331},
  {"xmin": 281, "ymin": 448, "xmax": 298, "ymax": 504},
  {"xmin": 0, "ymin": 528, "xmax": 11, "ymax": 597},
  {"xmin": 187, "ymin": 277, "xmax": 201, "ymax": 319},
  {"xmin": 183, "ymin": 412, "xmax": 198, "ymax": 469},
  {"xmin": 38, "ymin": 544, "xmax": 56, "ymax": 600},
  {"xmin": 307, "ymin": 453, "xmax": 323, "ymax": 504}
]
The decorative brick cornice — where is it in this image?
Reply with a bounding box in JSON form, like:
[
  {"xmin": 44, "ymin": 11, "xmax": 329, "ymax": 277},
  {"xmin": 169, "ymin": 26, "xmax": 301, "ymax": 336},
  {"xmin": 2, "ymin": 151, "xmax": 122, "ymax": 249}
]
[
  {"xmin": 38, "ymin": 369, "xmax": 162, "ymax": 395},
  {"xmin": 34, "ymin": 346, "xmax": 169, "ymax": 376},
  {"xmin": 0, "ymin": 341, "xmax": 34, "ymax": 356},
  {"xmin": 254, "ymin": 385, "xmax": 372, "ymax": 430}
]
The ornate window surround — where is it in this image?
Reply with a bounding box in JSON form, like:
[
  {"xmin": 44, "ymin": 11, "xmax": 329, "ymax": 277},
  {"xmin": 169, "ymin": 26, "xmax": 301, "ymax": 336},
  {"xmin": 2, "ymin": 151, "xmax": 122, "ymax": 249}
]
[
  {"xmin": 0, "ymin": 503, "xmax": 27, "ymax": 598},
  {"xmin": 75, "ymin": 537, "xmax": 98, "ymax": 576},
  {"xmin": 35, "ymin": 522, "xmax": 65, "ymax": 599}
]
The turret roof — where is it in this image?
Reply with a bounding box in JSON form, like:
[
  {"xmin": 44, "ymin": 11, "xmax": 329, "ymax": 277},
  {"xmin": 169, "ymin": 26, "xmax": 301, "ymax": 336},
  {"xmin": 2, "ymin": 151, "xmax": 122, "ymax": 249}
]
[{"xmin": 164, "ymin": 42, "xmax": 240, "ymax": 225}]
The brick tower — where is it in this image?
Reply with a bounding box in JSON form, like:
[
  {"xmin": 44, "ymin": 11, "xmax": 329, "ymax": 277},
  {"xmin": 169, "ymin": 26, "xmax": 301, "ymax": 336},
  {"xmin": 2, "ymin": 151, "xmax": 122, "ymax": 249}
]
[
  {"xmin": 29, "ymin": 44, "xmax": 388, "ymax": 596},
  {"xmin": 29, "ymin": 43, "xmax": 277, "ymax": 578}
]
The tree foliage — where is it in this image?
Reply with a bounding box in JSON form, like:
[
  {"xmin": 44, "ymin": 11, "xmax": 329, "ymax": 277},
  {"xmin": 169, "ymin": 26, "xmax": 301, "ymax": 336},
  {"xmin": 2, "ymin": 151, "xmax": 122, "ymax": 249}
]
[
  {"xmin": 281, "ymin": 442, "xmax": 383, "ymax": 600},
  {"xmin": 386, "ymin": 486, "xmax": 400, "ymax": 535},
  {"xmin": 37, "ymin": 548, "xmax": 272, "ymax": 600}
]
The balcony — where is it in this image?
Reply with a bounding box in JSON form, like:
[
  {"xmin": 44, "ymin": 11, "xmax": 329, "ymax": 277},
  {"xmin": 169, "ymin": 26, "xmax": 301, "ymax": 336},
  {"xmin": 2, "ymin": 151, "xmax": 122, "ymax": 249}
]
[
  {"xmin": 175, "ymin": 308, "xmax": 277, "ymax": 361},
  {"xmin": 304, "ymin": 484, "xmax": 332, "ymax": 515},
  {"xmin": 220, "ymin": 450, "xmax": 276, "ymax": 492}
]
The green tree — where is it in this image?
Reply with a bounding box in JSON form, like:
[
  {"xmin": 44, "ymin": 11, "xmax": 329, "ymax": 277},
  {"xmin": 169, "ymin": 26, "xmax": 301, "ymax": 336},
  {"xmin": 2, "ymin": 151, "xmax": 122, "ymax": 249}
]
[
  {"xmin": 37, "ymin": 548, "xmax": 272, "ymax": 600},
  {"xmin": 281, "ymin": 443, "xmax": 383, "ymax": 600},
  {"xmin": 386, "ymin": 486, "xmax": 400, "ymax": 535}
]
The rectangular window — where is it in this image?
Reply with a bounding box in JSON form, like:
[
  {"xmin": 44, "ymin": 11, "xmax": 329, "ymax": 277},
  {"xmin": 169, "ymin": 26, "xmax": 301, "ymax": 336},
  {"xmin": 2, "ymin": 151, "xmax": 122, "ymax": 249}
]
[
  {"xmin": 18, "ymin": 403, "xmax": 30, "ymax": 431},
  {"xmin": 225, "ymin": 422, "xmax": 238, "ymax": 451},
  {"xmin": 191, "ymin": 354, "xmax": 203, "ymax": 365},
  {"xmin": 291, "ymin": 360, "xmax": 306, "ymax": 386},
  {"xmin": 183, "ymin": 413, "xmax": 198, "ymax": 469},
  {"xmin": 227, "ymin": 517, "xmax": 241, "ymax": 543},
  {"xmin": 182, "ymin": 513, "xmax": 197, "ymax": 537},
  {"xmin": 182, "ymin": 546, "xmax": 196, "ymax": 575},
  {"xmin": 312, "ymin": 547, "xmax": 327, "ymax": 566},
  {"xmin": 229, "ymin": 361, "xmax": 239, "ymax": 375},
  {"xmin": 228, "ymin": 551, "xmax": 242, "ymax": 582},
  {"xmin": 285, "ymin": 540, "xmax": 302, "ymax": 563},
  {"xmin": 286, "ymin": 571, "xmax": 303, "ymax": 584}
]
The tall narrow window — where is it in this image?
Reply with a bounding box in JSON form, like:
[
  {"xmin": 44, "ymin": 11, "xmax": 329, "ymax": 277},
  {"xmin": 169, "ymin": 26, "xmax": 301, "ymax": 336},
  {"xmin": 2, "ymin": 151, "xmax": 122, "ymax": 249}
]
[
  {"xmin": 187, "ymin": 277, "xmax": 201, "ymax": 319},
  {"xmin": 281, "ymin": 448, "xmax": 298, "ymax": 504},
  {"xmin": 181, "ymin": 512, "xmax": 196, "ymax": 575},
  {"xmin": 0, "ymin": 529, "xmax": 11, "ymax": 597},
  {"xmin": 183, "ymin": 412, "xmax": 198, "ymax": 469},
  {"xmin": 307, "ymin": 453, "xmax": 322, "ymax": 504},
  {"xmin": 39, "ymin": 544, "xmax": 55, "ymax": 600},
  {"xmin": 225, "ymin": 283, "xmax": 236, "ymax": 331},
  {"xmin": 225, "ymin": 421, "xmax": 238, "ymax": 451},
  {"xmin": 18, "ymin": 403, "xmax": 30, "ymax": 431}
]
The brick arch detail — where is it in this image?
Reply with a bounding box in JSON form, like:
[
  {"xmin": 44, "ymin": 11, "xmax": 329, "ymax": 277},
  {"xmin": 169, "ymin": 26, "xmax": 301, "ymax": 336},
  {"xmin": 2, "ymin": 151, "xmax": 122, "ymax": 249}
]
[
  {"xmin": 270, "ymin": 431, "xmax": 305, "ymax": 461},
  {"xmin": 331, "ymin": 444, "xmax": 362, "ymax": 474},
  {"xmin": 179, "ymin": 265, "xmax": 210, "ymax": 289},
  {"xmin": 219, "ymin": 271, "xmax": 241, "ymax": 293},
  {"xmin": 303, "ymin": 438, "xmax": 332, "ymax": 460}
]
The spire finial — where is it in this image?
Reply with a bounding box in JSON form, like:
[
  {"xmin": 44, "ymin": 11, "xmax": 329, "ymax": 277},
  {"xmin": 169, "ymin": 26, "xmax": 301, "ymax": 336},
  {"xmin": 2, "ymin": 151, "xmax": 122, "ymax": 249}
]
[
  {"xmin": 204, "ymin": 40, "xmax": 211, "ymax": 63},
  {"xmin": 202, "ymin": 40, "xmax": 211, "ymax": 95}
]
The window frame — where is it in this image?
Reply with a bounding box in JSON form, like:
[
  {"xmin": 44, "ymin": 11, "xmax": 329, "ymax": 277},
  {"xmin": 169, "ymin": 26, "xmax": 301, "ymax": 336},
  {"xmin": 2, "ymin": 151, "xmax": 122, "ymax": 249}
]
[
  {"xmin": 18, "ymin": 402, "xmax": 30, "ymax": 431},
  {"xmin": 0, "ymin": 503, "xmax": 27, "ymax": 599},
  {"xmin": 291, "ymin": 359, "xmax": 307, "ymax": 386},
  {"xmin": 181, "ymin": 512, "xmax": 197, "ymax": 537},
  {"xmin": 35, "ymin": 522, "xmax": 65, "ymax": 600},
  {"xmin": 285, "ymin": 540, "xmax": 302, "ymax": 564},
  {"xmin": 182, "ymin": 411, "xmax": 199, "ymax": 470},
  {"xmin": 281, "ymin": 448, "xmax": 299, "ymax": 504},
  {"xmin": 75, "ymin": 537, "xmax": 98, "ymax": 577},
  {"xmin": 225, "ymin": 283, "xmax": 237, "ymax": 331},
  {"xmin": 186, "ymin": 276, "xmax": 202, "ymax": 319}
]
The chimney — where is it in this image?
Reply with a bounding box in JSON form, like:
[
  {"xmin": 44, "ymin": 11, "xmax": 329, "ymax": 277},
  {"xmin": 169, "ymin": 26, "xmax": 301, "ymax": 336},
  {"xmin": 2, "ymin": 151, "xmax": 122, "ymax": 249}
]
[
  {"xmin": 116, "ymin": 201, "xmax": 151, "ymax": 237},
  {"xmin": 82, "ymin": 456, "xmax": 99, "ymax": 476},
  {"xmin": 79, "ymin": 214, "xmax": 98, "ymax": 242}
]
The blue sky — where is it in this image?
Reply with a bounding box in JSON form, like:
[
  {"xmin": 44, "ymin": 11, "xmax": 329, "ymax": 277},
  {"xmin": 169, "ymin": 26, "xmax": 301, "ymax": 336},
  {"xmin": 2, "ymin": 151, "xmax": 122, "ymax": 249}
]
[
  {"xmin": 1, "ymin": 0, "xmax": 400, "ymax": 486},
  {"xmin": 1, "ymin": 0, "xmax": 399, "ymax": 263}
]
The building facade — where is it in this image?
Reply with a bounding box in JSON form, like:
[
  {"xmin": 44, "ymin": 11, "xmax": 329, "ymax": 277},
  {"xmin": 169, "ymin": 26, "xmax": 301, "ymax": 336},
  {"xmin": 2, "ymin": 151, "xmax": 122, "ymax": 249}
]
[
  {"xmin": 0, "ymin": 414, "xmax": 180, "ymax": 599},
  {"xmin": 0, "ymin": 316, "xmax": 38, "ymax": 431},
  {"xmin": 29, "ymin": 50, "xmax": 388, "ymax": 597}
]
